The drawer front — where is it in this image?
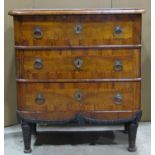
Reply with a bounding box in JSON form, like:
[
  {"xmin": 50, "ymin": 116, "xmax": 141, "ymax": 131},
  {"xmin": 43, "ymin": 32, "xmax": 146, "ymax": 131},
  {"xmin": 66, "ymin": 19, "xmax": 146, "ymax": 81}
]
[
  {"xmin": 17, "ymin": 82, "xmax": 140, "ymax": 112},
  {"xmin": 14, "ymin": 14, "xmax": 141, "ymax": 46},
  {"xmin": 16, "ymin": 49, "xmax": 140, "ymax": 79}
]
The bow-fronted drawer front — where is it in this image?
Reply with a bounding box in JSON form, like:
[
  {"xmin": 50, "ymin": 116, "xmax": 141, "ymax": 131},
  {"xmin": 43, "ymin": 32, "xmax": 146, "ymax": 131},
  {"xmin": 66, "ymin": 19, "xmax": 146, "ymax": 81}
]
[
  {"xmin": 16, "ymin": 48, "xmax": 140, "ymax": 79},
  {"xmin": 17, "ymin": 82, "xmax": 140, "ymax": 113},
  {"xmin": 14, "ymin": 14, "xmax": 141, "ymax": 46}
]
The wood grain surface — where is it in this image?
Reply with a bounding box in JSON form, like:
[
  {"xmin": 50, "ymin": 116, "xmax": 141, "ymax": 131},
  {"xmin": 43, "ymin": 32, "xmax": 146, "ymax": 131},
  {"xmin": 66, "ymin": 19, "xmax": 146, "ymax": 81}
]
[
  {"xmin": 11, "ymin": 10, "xmax": 142, "ymax": 122},
  {"xmin": 17, "ymin": 110, "xmax": 136, "ymax": 121},
  {"xmin": 13, "ymin": 14, "xmax": 141, "ymax": 46},
  {"xmin": 17, "ymin": 82, "xmax": 141, "ymax": 112},
  {"xmin": 8, "ymin": 8, "xmax": 145, "ymax": 16},
  {"xmin": 16, "ymin": 48, "xmax": 141, "ymax": 79}
]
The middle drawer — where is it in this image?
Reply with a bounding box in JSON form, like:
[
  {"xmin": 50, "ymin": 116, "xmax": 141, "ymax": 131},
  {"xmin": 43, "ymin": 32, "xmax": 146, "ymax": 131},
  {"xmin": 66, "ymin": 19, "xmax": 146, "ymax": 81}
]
[{"xmin": 16, "ymin": 48, "xmax": 140, "ymax": 79}]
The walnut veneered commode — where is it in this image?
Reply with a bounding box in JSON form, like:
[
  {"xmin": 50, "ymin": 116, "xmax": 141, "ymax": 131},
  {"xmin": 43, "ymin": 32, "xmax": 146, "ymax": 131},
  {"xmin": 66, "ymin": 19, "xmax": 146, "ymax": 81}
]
[{"xmin": 9, "ymin": 9, "xmax": 144, "ymax": 153}]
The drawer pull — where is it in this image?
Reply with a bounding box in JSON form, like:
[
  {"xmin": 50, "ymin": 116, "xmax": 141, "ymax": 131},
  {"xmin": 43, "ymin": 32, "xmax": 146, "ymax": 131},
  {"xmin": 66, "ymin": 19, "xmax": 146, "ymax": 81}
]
[
  {"xmin": 114, "ymin": 26, "xmax": 122, "ymax": 35},
  {"xmin": 113, "ymin": 59, "xmax": 123, "ymax": 71},
  {"xmin": 74, "ymin": 58, "xmax": 83, "ymax": 69},
  {"xmin": 114, "ymin": 93, "xmax": 123, "ymax": 105},
  {"xmin": 74, "ymin": 24, "xmax": 82, "ymax": 34},
  {"xmin": 34, "ymin": 58, "xmax": 43, "ymax": 69},
  {"xmin": 74, "ymin": 91, "xmax": 83, "ymax": 102},
  {"xmin": 35, "ymin": 93, "xmax": 45, "ymax": 105},
  {"xmin": 33, "ymin": 27, "xmax": 43, "ymax": 39}
]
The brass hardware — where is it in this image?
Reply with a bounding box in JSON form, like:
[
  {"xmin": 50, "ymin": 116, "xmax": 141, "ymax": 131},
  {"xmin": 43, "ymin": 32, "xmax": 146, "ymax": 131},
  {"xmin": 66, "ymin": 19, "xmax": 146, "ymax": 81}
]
[
  {"xmin": 74, "ymin": 91, "xmax": 83, "ymax": 102},
  {"xmin": 74, "ymin": 24, "xmax": 82, "ymax": 34},
  {"xmin": 114, "ymin": 93, "xmax": 123, "ymax": 105},
  {"xmin": 33, "ymin": 27, "xmax": 43, "ymax": 39},
  {"xmin": 114, "ymin": 26, "xmax": 122, "ymax": 35},
  {"xmin": 74, "ymin": 58, "xmax": 83, "ymax": 69},
  {"xmin": 113, "ymin": 59, "xmax": 123, "ymax": 71},
  {"xmin": 34, "ymin": 58, "xmax": 43, "ymax": 69},
  {"xmin": 35, "ymin": 93, "xmax": 45, "ymax": 105}
]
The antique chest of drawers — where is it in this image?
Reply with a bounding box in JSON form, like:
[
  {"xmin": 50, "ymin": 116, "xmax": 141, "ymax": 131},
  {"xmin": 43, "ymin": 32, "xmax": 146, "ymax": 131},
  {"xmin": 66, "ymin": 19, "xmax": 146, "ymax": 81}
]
[{"xmin": 9, "ymin": 9, "xmax": 144, "ymax": 153}]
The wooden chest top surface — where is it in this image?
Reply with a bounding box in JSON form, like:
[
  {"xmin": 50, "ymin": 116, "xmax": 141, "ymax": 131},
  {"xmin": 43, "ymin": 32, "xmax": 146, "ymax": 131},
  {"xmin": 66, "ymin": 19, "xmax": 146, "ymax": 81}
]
[{"xmin": 8, "ymin": 8, "xmax": 145, "ymax": 16}]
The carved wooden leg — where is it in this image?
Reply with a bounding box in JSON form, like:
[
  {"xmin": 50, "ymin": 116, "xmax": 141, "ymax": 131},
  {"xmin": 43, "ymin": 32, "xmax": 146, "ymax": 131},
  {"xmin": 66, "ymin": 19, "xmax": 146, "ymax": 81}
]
[
  {"xmin": 21, "ymin": 121, "xmax": 32, "ymax": 153},
  {"xmin": 128, "ymin": 122, "xmax": 138, "ymax": 152},
  {"xmin": 31, "ymin": 123, "xmax": 37, "ymax": 135},
  {"xmin": 124, "ymin": 123, "xmax": 129, "ymax": 133}
]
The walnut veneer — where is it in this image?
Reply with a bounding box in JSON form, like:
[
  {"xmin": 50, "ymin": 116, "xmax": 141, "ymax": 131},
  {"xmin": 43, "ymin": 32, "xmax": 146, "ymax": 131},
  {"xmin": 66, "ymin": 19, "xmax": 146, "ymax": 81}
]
[{"xmin": 9, "ymin": 9, "xmax": 144, "ymax": 153}]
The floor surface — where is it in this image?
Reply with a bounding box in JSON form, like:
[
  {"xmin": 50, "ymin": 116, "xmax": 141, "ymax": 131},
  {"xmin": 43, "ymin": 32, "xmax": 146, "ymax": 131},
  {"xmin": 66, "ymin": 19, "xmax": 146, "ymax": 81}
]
[{"xmin": 4, "ymin": 122, "xmax": 150, "ymax": 155}]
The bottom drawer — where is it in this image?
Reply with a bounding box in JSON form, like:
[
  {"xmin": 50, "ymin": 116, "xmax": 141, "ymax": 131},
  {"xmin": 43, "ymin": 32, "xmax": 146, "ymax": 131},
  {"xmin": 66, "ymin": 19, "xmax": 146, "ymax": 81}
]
[{"xmin": 17, "ymin": 82, "xmax": 140, "ymax": 114}]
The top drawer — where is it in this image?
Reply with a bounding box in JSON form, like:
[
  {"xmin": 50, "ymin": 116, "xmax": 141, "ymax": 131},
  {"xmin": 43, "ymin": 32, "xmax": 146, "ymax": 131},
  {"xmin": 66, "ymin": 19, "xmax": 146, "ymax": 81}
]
[{"xmin": 14, "ymin": 14, "xmax": 141, "ymax": 46}]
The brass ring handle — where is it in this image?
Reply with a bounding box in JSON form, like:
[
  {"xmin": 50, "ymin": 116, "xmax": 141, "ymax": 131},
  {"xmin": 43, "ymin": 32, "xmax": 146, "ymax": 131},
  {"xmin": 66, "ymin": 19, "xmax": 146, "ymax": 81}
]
[
  {"xmin": 113, "ymin": 59, "xmax": 123, "ymax": 71},
  {"xmin": 114, "ymin": 26, "xmax": 122, "ymax": 35},
  {"xmin": 33, "ymin": 27, "xmax": 43, "ymax": 39},
  {"xmin": 35, "ymin": 93, "xmax": 45, "ymax": 105},
  {"xmin": 74, "ymin": 91, "xmax": 83, "ymax": 102},
  {"xmin": 34, "ymin": 58, "xmax": 43, "ymax": 69},
  {"xmin": 74, "ymin": 24, "xmax": 82, "ymax": 34},
  {"xmin": 114, "ymin": 93, "xmax": 123, "ymax": 105},
  {"xmin": 74, "ymin": 58, "xmax": 83, "ymax": 69}
]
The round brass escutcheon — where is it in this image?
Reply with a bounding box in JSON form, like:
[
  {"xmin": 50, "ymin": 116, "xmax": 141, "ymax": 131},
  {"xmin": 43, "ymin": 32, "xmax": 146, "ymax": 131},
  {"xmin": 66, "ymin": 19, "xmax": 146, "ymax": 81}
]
[
  {"xmin": 33, "ymin": 27, "xmax": 43, "ymax": 39},
  {"xmin": 35, "ymin": 93, "xmax": 45, "ymax": 105},
  {"xmin": 74, "ymin": 91, "xmax": 84, "ymax": 102},
  {"xmin": 34, "ymin": 58, "xmax": 43, "ymax": 69},
  {"xmin": 74, "ymin": 58, "xmax": 83, "ymax": 69},
  {"xmin": 114, "ymin": 93, "xmax": 123, "ymax": 105},
  {"xmin": 114, "ymin": 26, "xmax": 122, "ymax": 35},
  {"xmin": 113, "ymin": 59, "xmax": 123, "ymax": 71},
  {"xmin": 74, "ymin": 24, "xmax": 82, "ymax": 34}
]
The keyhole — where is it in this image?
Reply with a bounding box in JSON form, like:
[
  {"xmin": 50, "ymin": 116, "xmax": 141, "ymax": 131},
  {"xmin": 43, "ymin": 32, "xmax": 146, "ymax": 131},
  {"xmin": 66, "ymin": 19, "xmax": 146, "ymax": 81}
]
[
  {"xmin": 77, "ymin": 60, "xmax": 80, "ymax": 66},
  {"xmin": 78, "ymin": 94, "xmax": 81, "ymax": 99},
  {"xmin": 74, "ymin": 58, "xmax": 83, "ymax": 69},
  {"xmin": 75, "ymin": 91, "xmax": 83, "ymax": 102},
  {"xmin": 77, "ymin": 27, "xmax": 80, "ymax": 32},
  {"xmin": 74, "ymin": 24, "xmax": 82, "ymax": 34}
]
